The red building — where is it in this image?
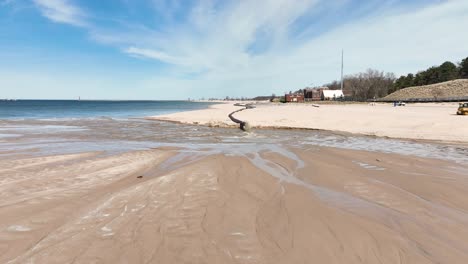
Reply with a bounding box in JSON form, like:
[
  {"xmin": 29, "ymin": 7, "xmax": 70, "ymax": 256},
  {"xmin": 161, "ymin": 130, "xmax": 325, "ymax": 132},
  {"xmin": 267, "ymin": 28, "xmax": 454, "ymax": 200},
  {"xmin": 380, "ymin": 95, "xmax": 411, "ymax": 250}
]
[{"xmin": 285, "ymin": 93, "xmax": 304, "ymax": 103}]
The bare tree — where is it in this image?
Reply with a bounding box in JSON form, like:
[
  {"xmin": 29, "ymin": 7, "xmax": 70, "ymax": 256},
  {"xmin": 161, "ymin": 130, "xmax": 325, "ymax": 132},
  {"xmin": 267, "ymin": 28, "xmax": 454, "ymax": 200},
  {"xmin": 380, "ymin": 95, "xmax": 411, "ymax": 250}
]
[{"xmin": 342, "ymin": 69, "xmax": 395, "ymax": 101}]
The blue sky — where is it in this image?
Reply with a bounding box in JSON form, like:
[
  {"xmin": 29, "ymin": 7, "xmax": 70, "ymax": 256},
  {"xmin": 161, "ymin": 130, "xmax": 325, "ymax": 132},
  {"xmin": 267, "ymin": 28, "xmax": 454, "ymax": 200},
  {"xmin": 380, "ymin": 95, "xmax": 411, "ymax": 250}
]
[{"xmin": 1, "ymin": 0, "xmax": 468, "ymax": 100}]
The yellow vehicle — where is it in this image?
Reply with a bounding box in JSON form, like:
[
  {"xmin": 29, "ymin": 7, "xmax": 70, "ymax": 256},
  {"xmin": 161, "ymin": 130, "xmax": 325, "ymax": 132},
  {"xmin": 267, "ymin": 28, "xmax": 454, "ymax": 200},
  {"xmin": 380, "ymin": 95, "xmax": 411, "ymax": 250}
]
[{"xmin": 457, "ymin": 103, "xmax": 468, "ymax": 115}]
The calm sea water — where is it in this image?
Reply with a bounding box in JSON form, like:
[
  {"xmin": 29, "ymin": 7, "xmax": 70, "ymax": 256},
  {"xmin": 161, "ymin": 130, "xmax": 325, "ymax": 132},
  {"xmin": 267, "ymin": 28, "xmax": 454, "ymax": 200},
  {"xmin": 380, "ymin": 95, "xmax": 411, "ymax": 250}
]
[{"xmin": 0, "ymin": 100, "xmax": 214, "ymax": 120}]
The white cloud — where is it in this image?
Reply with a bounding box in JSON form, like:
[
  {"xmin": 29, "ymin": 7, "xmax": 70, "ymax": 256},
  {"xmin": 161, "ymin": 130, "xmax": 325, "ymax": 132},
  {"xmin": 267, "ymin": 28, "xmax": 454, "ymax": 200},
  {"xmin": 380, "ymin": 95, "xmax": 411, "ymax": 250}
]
[
  {"xmin": 6, "ymin": 0, "xmax": 468, "ymax": 99},
  {"xmin": 113, "ymin": 0, "xmax": 468, "ymax": 98},
  {"xmin": 33, "ymin": 0, "xmax": 87, "ymax": 27},
  {"xmin": 124, "ymin": 46, "xmax": 191, "ymax": 67}
]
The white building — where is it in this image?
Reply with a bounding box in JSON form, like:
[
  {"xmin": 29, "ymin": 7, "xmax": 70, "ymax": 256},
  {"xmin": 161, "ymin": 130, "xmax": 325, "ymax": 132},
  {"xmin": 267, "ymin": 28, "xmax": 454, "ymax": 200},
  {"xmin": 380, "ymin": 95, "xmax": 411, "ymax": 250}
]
[{"xmin": 322, "ymin": 90, "xmax": 344, "ymax": 100}]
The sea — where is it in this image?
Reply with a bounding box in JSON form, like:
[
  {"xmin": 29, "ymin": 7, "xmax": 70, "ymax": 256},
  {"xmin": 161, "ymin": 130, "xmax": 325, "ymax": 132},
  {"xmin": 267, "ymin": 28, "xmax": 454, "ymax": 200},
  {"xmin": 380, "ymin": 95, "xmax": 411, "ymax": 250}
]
[
  {"xmin": 0, "ymin": 100, "xmax": 214, "ymax": 120},
  {"xmin": 1, "ymin": 100, "xmax": 467, "ymax": 164}
]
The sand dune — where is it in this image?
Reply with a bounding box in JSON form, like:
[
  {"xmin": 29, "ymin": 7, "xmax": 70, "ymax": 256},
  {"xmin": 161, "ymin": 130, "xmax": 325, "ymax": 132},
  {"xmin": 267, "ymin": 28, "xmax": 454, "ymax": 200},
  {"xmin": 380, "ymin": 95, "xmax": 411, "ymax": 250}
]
[
  {"xmin": 383, "ymin": 79, "xmax": 468, "ymax": 101},
  {"xmin": 2, "ymin": 146, "xmax": 468, "ymax": 263}
]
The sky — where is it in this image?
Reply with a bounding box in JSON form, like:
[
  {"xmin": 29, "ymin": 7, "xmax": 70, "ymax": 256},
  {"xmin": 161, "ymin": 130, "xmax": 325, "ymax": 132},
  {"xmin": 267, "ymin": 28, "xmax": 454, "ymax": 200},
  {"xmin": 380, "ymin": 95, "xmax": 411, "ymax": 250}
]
[{"xmin": 1, "ymin": 0, "xmax": 468, "ymax": 100}]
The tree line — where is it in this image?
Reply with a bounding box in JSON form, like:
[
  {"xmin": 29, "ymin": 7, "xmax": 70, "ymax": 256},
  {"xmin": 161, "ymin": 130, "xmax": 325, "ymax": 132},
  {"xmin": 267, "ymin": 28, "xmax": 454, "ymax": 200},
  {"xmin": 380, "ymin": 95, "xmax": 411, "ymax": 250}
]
[
  {"xmin": 320, "ymin": 56, "xmax": 468, "ymax": 101},
  {"xmin": 390, "ymin": 57, "xmax": 468, "ymax": 93},
  {"xmin": 324, "ymin": 69, "xmax": 396, "ymax": 101}
]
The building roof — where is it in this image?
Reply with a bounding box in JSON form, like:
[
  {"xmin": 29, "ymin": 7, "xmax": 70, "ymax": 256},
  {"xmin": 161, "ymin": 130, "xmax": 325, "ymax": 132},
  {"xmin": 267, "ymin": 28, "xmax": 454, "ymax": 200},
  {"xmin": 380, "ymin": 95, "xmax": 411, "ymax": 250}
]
[
  {"xmin": 304, "ymin": 86, "xmax": 329, "ymax": 91},
  {"xmin": 322, "ymin": 90, "xmax": 344, "ymax": 98}
]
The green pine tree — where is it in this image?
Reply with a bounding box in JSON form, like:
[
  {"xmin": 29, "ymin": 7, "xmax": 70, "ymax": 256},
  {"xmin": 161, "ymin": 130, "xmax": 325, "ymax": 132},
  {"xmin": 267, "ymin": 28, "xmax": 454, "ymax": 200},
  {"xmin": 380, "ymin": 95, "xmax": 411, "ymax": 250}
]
[
  {"xmin": 460, "ymin": 57, "xmax": 468, "ymax": 78},
  {"xmin": 438, "ymin": 61, "xmax": 458, "ymax": 82},
  {"xmin": 403, "ymin": 73, "xmax": 414, "ymax": 88}
]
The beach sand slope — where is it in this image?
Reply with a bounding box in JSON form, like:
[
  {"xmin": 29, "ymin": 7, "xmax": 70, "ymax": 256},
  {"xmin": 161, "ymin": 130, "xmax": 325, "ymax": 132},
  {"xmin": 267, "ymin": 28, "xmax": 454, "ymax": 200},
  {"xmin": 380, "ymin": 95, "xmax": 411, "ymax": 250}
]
[
  {"xmin": 1, "ymin": 147, "xmax": 468, "ymax": 263},
  {"xmin": 151, "ymin": 102, "xmax": 468, "ymax": 142}
]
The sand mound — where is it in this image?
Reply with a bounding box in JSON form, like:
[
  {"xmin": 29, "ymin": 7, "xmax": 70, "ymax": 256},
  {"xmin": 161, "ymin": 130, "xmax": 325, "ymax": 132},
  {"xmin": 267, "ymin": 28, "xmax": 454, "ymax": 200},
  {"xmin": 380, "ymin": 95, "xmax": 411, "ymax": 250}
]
[{"xmin": 383, "ymin": 79, "xmax": 468, "ymax": 101}]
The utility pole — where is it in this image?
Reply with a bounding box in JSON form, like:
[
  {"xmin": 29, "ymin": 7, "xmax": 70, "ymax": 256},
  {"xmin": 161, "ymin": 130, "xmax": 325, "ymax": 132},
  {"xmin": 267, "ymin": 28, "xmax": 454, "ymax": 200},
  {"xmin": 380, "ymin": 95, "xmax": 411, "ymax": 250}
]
[{"xmin": 340, "ymin": 49, "xmax": 344, "ymax": 91}]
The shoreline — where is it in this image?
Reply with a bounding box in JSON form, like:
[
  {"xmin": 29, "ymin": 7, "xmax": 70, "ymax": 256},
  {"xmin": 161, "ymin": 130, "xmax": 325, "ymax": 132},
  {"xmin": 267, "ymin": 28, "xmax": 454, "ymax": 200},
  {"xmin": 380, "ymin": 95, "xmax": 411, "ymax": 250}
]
[
  {"xmin": 2, "ymin": 109, "xmax": 468, "ymax": 262},
  {"xmin": 150, "ymin": 117, "xmax": 468, "ymax": 147},
  {"xmin": 149, "ymin": 102, "xmax": 468, "ymax": 143}
]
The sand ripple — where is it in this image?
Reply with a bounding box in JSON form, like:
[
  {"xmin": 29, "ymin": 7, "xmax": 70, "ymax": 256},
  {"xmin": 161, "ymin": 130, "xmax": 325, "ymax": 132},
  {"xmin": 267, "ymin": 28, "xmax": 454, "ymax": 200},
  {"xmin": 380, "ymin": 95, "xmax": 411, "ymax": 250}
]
[{"xmin": 1, "ymin": 144, "xmax": 468, "ymax": 263}]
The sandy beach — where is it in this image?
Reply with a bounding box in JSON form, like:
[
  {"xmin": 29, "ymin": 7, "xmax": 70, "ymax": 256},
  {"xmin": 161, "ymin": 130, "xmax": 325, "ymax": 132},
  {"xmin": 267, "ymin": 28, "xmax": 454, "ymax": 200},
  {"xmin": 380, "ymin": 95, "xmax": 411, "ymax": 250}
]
[
  {"xmin": 2, "ymin": 144, "xmax": 468, "ymax": 263},
  {"xmin": 4, "ymin": 0, "xmax": 468, "ymax": 262},
  {"xmin": 1, "ymin": 113, "xmax": 468, "ymax": 263},
  {"xmin": 151, "ymin": 102, "xmax": 468, "ymax": 143}
]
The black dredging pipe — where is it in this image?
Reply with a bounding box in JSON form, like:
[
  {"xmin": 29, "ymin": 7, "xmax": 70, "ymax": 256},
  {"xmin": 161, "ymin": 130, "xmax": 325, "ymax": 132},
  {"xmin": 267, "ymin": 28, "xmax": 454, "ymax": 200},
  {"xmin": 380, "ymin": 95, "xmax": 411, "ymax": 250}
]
[{"xmin": 228, "ymin": 104, "xmax": 255, "ymax": 131}]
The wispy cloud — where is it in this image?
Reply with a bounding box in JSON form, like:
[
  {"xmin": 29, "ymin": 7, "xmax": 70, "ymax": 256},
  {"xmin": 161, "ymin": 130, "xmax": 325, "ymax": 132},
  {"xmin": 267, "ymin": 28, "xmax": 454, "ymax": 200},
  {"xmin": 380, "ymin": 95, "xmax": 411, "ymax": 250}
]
[
  {"xmin": 3, "ymin": 0, "xmax": 468, "ymax": 99},
  {"xmin": 109, "ymin": 1, "xmax": 468, "ymax": 78},
  {"xmin": 121, "ymin": 0, "xmax": 468, "ymax": 97},
  {"xmin": 113, "ymin": 0, "xmax": 321, "ymax": 72},
  {"xmin": 124, "ymin": 46, "xmax": 191, "ymax": 67},
  {"xmin": 33, "ymin": 0, "xmax": 87, "ymax": 27}
]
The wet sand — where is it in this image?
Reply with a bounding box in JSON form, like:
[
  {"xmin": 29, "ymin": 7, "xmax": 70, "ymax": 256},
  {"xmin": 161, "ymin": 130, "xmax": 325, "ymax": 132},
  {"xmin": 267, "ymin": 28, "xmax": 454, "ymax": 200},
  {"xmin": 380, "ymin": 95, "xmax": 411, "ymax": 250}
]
[{"xmin": 1, "ymin": 119, "xmax": 468, "ymax": 263}]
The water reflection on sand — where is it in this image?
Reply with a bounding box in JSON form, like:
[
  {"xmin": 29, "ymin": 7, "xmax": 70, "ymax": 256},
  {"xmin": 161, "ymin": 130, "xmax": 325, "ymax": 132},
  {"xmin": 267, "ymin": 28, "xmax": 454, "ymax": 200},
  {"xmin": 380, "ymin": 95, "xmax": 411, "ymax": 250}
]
[
  {"xmin": 2, "ymin": 118, "xmax": 468, "ymax": 263},
  {"xmin": 0, "ymin": 118, "xmax": 467, "ymax": 164}
]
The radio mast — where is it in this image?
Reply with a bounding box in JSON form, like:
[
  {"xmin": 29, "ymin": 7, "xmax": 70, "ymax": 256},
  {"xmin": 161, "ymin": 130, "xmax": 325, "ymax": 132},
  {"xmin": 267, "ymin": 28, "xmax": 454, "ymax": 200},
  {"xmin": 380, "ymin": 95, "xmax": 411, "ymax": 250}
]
[{"xmin": 341, "ymin": 49, "xmax": 344, "ymax": 91}]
